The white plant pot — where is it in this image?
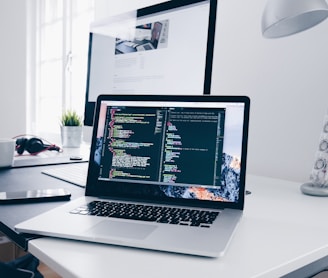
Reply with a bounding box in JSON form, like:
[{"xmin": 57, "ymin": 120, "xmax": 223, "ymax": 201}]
[{"xmin": 61, "ymin": 126, "xmax": 82, "ymax": 148}]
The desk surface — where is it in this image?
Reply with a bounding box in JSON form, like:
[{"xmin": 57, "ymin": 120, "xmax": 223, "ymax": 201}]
[
  {"xmin": 1, "ymin": 166, "xmax": 328, "ymax": 277},
  {"xmin": 26, "ymin": 176, "xmax": 328, "ymax": 277},
  {"xmin": 0, "ymin": 146, "xmax": 89, "ymax": 249}
]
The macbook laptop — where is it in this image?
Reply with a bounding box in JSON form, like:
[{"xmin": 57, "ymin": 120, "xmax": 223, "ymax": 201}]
[{"xmin": 16, "ymin": 94, "xmax": 250, "ymax": 257}]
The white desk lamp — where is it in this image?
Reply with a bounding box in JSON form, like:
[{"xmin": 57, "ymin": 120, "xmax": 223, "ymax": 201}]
[
  {"xmin": 262, "ymin": 0, "xmax": 328, "ymax": 38},
  {"xmin": 262, "ymin": 0, "xmax": 328, "ymax": 196}
]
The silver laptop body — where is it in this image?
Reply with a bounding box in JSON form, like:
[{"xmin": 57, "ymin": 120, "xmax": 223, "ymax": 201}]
[{"xmin": 16, "ymin": 94, "xmax": 250, "ymax": 257}]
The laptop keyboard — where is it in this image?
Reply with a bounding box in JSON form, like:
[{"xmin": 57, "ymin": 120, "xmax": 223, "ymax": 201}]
[{"xmin": 70, "ymin": 201, "xmax": 219, "ymax": 228}]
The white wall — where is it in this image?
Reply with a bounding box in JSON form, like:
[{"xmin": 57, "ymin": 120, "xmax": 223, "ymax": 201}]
[
  {"xmin": 2, "ymin": 0, "xmax": 328, "ymax": 183},
  {"xmin": 0, "ymin": 0, "xmax": 27, "ymax": 138},
  {"xmin": 212, "ymin": 0, "xmax": 328, "ymax": 183},
  {"xmin": 94, "ymin": 0, "xmax": 166, "ymax": 17}
]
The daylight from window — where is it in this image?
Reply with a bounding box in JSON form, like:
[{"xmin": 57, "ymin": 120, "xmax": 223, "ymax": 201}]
[{"xmin": 33, "ymin": 0, "xmax": 94, "ymax": 133}]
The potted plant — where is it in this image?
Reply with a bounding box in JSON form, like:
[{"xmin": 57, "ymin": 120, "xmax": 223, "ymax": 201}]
[{"xmin": 60, "ymin": 110, "xmax": 83, "ymax": 147}]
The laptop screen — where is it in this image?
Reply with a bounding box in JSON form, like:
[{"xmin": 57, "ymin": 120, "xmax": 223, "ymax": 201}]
[{"xmin": 87, "ymin": 95, "xmax": 250, "ymax": 209}]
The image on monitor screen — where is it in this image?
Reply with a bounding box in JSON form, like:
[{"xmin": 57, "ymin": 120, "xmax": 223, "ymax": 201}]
[{"xmin": 84, "ymin": 0, "xmax": 218, "ymax": 126}]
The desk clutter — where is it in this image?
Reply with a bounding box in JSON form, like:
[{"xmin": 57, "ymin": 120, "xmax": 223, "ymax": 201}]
[
  {"xmin": 15, "ymin": 137, "xmax": 61, "ymax": 155},
  {"xmin": 9, "ymin": 135, "xmax": 90, "ymax": 168}
]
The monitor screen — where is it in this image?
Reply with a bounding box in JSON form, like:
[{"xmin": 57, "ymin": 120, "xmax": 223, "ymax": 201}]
[{"xmin": 84, "ymin": 0, "xmax": 217, "ymax": 126}]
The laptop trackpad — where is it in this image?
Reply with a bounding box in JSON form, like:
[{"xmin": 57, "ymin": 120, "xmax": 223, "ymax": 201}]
[{"xmin": 87, "ymin": 220, "xmax": 157, "ymax": 240}]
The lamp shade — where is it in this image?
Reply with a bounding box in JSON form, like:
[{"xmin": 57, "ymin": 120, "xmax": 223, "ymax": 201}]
[{"xmin": 262, "ymin": 0, "xmax": 328, "ymax": 38}]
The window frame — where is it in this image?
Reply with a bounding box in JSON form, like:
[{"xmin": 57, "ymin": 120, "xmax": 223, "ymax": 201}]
[{"xmin": 27, "ymin": 0, "xmax": 94, "ymax": 135}]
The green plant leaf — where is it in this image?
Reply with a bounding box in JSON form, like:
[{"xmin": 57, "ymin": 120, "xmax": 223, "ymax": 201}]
[{"xmin": 60, "ymin": 110, "xmax": 82, "ymax": 126}]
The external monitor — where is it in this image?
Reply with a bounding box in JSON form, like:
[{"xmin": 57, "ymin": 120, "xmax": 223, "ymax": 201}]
[{"xmin": 84, "ymin": 0, "xmax": 218, "ymax": 126}]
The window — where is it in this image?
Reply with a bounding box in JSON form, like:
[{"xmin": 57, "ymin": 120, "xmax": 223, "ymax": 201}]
[{"xmin": 31, "ymin": 0, "xmax": 94, "ymax": 134}]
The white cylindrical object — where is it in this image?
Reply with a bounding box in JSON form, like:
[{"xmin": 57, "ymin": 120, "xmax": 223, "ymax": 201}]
[{"xmin": 0, "ymin": 138, "xmax": 15, "ymax": 167}]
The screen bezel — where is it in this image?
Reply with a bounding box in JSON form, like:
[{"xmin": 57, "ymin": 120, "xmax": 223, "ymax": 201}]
[
  {"xmin": 86, "ymin": 94, "xmax": 250, "ymax": 210},
  {"xmin": 84, "ymin": 0, "xmax": 218, "ymax": 126}
]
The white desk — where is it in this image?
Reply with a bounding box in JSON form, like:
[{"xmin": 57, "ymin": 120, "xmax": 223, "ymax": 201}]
[
  {"xmin": 27, "ymin": 175, "xmax": 328, "ymax": 278},
  {"xmin": 13, "ymin": 142, "xmax": 90, "ymax": 168}
]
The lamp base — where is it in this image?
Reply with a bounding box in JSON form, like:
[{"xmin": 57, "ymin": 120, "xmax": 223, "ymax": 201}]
[{"xmin": 300, "ymin": 182, "xmax": 328, "ymax": 196}]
